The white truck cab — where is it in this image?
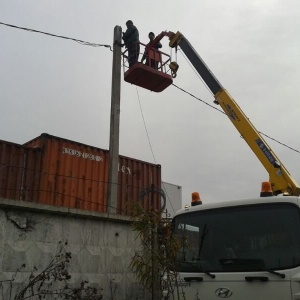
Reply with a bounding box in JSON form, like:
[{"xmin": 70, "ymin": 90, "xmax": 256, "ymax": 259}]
[{"xmin": 166, "ymin": 196, "xmax": 300, "ymax": 300}]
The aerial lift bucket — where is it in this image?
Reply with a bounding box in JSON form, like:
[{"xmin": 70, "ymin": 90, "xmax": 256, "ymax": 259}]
[{"xmin": 123, "ymin": 43, "xmax": 174, "ymax": 92}]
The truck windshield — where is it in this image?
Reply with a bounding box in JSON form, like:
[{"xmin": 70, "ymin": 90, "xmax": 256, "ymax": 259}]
[{"xmin": 173, "ymin": 203, "xmax": 300, "ymax": 272}]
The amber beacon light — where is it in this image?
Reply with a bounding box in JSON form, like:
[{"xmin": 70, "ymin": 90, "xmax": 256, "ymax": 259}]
[
  {"xmin": 191, "ymin": 192, "xmax": 202, "ymax": 206},
  {"xmin": 260, "ymin": 181, "xmax": 273, "ymax": 197}
]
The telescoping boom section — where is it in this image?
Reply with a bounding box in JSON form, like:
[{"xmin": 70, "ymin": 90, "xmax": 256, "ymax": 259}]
[{"xmin": 166, "ymin": 31, "xmax": 300, "ymax": 196}]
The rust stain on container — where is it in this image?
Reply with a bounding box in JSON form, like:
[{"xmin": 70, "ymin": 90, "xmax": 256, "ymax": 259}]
[{"xmin": 23, "ymin": 133, "xmax": 162, "ymax": 214}]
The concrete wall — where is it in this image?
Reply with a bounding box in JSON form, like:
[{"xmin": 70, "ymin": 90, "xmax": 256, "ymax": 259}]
[{"xmin": 0, "ymin": 198, "xmax": 150, "ymax": 300}]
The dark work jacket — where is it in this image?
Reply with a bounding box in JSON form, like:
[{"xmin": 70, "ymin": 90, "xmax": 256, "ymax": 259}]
[{"xmin": 123, "ymin": 25, "xmax": 139, "ymax": 48}]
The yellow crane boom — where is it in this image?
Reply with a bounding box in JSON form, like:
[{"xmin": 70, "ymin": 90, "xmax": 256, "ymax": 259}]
[{"xmin": 166, "ymin": 31, "xmax": 300, "ymax": 196}]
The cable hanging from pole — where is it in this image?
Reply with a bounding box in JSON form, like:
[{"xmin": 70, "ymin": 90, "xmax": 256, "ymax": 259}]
[{"xmin": 0, "ymin": 21, "xmax": 113, "ymax": 51}]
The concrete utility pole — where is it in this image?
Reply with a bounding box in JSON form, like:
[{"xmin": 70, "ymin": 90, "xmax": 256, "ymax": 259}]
[{"xmin": 107, "ymin": 26, "xmax": 122, "ymax": 214}]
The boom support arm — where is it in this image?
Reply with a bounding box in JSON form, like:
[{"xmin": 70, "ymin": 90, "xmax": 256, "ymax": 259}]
[{"xmin": 168, "ymin": 31, "xmax": 300, "ymax": 196}]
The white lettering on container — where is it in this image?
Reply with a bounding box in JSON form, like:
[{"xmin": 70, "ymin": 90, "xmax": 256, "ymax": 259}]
[
  {"xmin": 62, "ymin": 147, "xmax": 131, "ymax": 175},
  {"xmin": 62, "ymin": 147, "xmax": 132, "ymax": 175},
  {"xmin": 62, "ymin": 147, "xmax": 103, "ymax": 162},
  {"xmin": 118, "ymin": 163, "xmax": 131, "ymax": 175}
]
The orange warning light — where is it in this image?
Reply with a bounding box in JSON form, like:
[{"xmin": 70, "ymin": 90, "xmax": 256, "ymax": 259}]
[
  {"xmin": 260, "ymin": 181, "xmax": 273, "ymax": 197},
  {"xmin": 191, "ymin": 192, "xmax": 202, "ymax": 206}
]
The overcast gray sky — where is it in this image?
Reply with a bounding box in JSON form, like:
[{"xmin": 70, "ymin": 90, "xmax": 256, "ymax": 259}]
[{"xmin": 1, "ymin": 0, "xmax": 300, "ymax": 209}]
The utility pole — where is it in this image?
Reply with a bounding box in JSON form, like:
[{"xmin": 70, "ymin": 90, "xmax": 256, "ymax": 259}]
[{"xmin": 107, "ymin": 26, "xmax": 122, "ymax": 214}]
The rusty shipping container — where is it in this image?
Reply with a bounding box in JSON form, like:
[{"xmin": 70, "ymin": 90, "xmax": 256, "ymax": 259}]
[
  {"xmin": 0, "ymin": 140, "xmax": 41, "ymax": 202},
  {"xmin": 24, "ymin": 133, "xmax": 162, "ymax": 214}
]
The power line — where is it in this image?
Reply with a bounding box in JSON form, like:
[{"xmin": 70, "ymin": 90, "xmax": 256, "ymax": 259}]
[
  {"xmin": 172, "ymin": 83, "xmax": 225, "ymax": 114},
  {"xmin": 172, "ymin": 83, "xmax": 300, "ymax": 154},
  {"xmin": 135, "ymin": 87, "xmax": 157, "ymax": 164},
  {"xmin": 0, "ymin": 21, "xmax": 112, "ymax": 51},
  {"xmin": 258, "ymin": 132, "xmax": 300, "ymax": 154},
  {"xmin": 134, "ymin": 87, "xmax": 177, "ymax": 214},
  {"xmin": 176, "ymin": 47, "xmax": 300, "ymax": 155}
]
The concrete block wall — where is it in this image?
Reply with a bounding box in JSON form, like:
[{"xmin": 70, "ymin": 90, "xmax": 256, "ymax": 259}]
[{"xmin": 0, "ymin": 198, "xmax": 151, "ymax": 300}]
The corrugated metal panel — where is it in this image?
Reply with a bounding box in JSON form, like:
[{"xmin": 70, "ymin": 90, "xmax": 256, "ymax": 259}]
[
  {"xmin": 24, "ymin": 133, "xmax": 162, "ymax": 215},
  {"xmin": 25, "ymin": 134, "xmax": 109, "ymax": 212},
  {"xmin": 0, "ymin": 140, "xmax": 41, "ymax": 201},
  {"xmin": 117, "ymin": 156, "xmax": 161, "ymax": 214}
]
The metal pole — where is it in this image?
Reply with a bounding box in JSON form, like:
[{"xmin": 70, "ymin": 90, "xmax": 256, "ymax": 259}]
[{"xmin": 107, "ymin": 26, "xmax": 122, "ymax": 214}]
